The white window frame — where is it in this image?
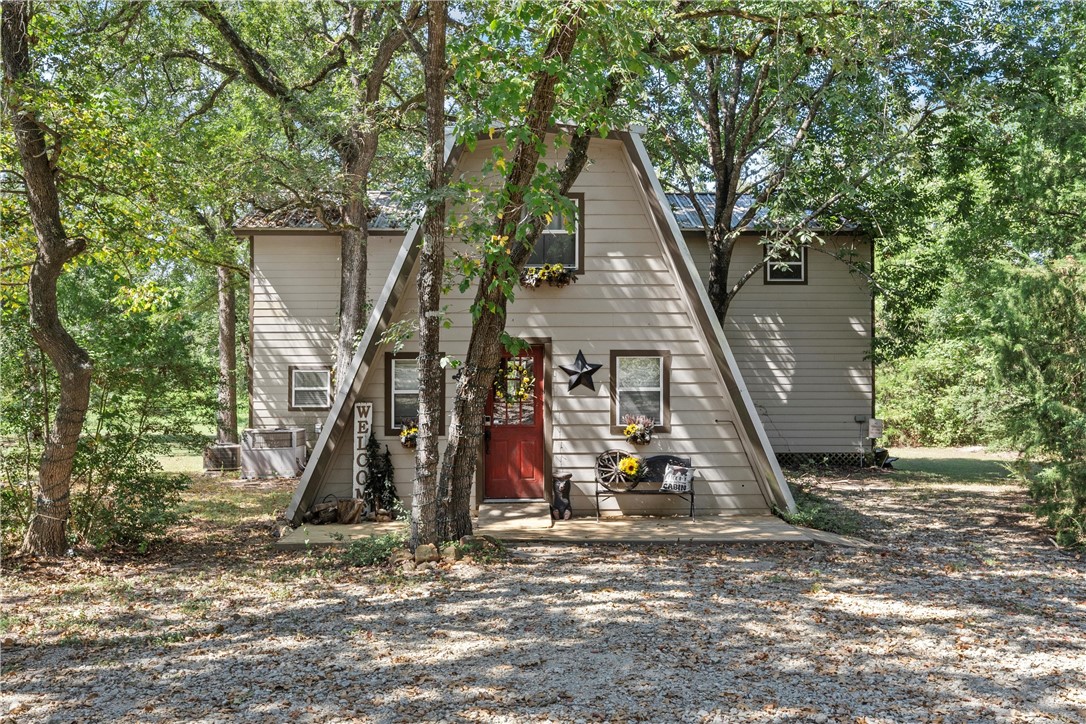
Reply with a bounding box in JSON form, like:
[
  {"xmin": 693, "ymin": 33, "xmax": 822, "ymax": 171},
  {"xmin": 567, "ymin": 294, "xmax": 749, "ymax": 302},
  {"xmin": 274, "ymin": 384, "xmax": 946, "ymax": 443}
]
[
  {"xmin": 610, "ymin": 351, "xmax": 670, "ymax": 433},
  {"xmin": 526, "ymin": 193, "xmax": 584, "ymax": 271},
  {"xmin": 289, "ymin": 366, "xmax": 331, "ymax": 410},
  {"xmin": 389, "ymin": 357, "xmax": 420, "ymax": 431},
  {"xmin": 764, "ymin": 245, "xmax": 807, "ymax": 284}
]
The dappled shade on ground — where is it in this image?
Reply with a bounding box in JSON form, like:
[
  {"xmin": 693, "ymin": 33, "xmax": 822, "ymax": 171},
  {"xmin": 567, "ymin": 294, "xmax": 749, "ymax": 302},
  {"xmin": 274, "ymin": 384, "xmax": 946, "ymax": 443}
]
[{"xmin": 1, "ymin": 453, "xmax": 1083, "ymax": 722}]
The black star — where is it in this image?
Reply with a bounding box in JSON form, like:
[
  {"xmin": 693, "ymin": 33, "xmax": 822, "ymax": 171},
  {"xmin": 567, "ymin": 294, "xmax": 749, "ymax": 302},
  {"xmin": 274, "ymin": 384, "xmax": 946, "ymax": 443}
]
[{"xmin": 560, "ymin": 350, "xmax": 603, "ymax": 392}]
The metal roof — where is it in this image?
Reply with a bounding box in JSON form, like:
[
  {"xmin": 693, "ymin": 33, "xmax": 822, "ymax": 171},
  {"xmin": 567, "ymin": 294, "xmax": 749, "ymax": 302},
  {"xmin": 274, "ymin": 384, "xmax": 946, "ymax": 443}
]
[
  {"xmin": 236, "ymin": 192, "xmax": 410, "ymax": 231},
  {"xmin": 663, "ymin": 193, "xmax": 859, "ymax": 233},
  {"xmin": 664, "ymin": 192, "xmax": 769, "ymax": 231},
  {"xmin": 237, "ymin": 191, "xmax": 847, "ymax": 234}
]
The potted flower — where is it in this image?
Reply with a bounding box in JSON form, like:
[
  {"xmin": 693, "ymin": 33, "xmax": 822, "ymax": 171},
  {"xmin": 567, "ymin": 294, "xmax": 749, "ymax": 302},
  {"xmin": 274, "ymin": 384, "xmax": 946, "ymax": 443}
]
[
  {"xmin": 622, "ymin": 415, "xmax": 655, "ymax": 446},
  {"xmin": 399, "ymin": 420, "xmax": 419, "ymax": 448},
  {"xmin": 520, "ymin": 263, "xmax": 577, "ymax": 289}
]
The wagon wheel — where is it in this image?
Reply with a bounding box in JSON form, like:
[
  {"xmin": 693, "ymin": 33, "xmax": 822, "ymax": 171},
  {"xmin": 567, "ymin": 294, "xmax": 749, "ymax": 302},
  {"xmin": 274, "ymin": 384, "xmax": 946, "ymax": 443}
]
[{"xmin": 596, "ymin": 449, "xmax": 637, "ymax": 492}]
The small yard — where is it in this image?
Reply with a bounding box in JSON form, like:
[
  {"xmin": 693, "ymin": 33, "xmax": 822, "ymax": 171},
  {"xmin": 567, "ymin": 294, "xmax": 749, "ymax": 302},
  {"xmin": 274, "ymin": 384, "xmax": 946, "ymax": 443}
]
[{"xmin": 2, "ymin": 449, "xmax": 1084, "ymax": 722}]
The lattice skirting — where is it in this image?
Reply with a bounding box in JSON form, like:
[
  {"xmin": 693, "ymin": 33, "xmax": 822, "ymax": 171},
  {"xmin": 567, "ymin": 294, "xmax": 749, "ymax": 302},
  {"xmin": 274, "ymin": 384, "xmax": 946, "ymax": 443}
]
[{"xmin": 777, "ymin": 451, "xmax": 875, "ymax": 468}]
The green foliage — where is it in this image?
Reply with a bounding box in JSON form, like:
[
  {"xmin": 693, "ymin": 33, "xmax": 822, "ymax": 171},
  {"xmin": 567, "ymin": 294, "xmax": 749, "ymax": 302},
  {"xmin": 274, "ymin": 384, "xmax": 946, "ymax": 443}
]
[
  {"xmin": 69, "ymin": 435, "xmax": 190, "ymax": 551},
  {"xmin": 342, "ymin": 532, "xmax": 408, "ymax": 567},
  {"xmin": 878, "ymin": 340, "xmax": 1007, "ymax": 447},
  {"xmin": 455, "ymin": 535, "xmax": 508, "ymax": 565},
  {"xmin": 1, "ymin": 263, "xmax": 211, "ymax": 551},
  {"xmin": 1, "ymin": 433, "xmax": 189, "ymax": 552},
  {"xmin": 774, "ymin": 482, "xmax": 864, "ymax": 538},
  {"xmin": 980, "ymin": 256, "xmax": 1086, "ymax": 547},
  {"xmin": 0, "ymin": 446, "xmax": 37, "ymax": 553}
]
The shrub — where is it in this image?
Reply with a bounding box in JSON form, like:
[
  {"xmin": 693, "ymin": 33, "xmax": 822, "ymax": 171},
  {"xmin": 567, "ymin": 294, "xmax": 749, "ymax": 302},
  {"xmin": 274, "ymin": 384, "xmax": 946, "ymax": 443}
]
[
  {"xmin": 2, "ymin": 433, "xmax": 189, "ymax": 552},
  {"xmin": 69, "ymin": 434, "xmax": 189, "ymax": 550},
  {"xmin": 981, "ymin": 256, "xmax": 1086, "ymax": 547},
  {"xmin": 878, "ymin": 339, "xmax": 1008, "ymax": 447},
  {"xmin": 1, "ymin": 444, "xmax": 37, "ymax": 552}
]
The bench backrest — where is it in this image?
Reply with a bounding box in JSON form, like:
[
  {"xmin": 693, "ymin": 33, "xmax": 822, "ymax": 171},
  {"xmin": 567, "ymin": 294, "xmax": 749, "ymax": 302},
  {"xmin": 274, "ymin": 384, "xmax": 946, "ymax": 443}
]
[{"xmin": 642, "ymin": 455, "xmax": 692, "ymax": 482}]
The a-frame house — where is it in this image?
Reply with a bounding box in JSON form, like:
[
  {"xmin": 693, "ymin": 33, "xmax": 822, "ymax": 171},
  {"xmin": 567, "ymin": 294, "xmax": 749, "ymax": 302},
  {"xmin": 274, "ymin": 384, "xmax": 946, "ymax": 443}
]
[{"xmin": 252, "ymin": 127, "xmax": 797, "ymax": 525}]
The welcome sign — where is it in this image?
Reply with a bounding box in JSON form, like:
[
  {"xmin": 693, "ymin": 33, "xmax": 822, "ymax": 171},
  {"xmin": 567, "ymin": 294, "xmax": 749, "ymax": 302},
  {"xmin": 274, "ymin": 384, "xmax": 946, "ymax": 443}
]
[{"xmin": 352, "ymin": 402, "xmax": 373, "ymax": 499}]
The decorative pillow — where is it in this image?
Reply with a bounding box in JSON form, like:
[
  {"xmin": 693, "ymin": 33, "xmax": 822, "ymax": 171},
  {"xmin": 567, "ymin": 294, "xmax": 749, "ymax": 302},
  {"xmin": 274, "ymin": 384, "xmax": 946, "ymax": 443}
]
[{"xmin": 660, "ymin": 463, "xmax": 695, "ymax": 493}]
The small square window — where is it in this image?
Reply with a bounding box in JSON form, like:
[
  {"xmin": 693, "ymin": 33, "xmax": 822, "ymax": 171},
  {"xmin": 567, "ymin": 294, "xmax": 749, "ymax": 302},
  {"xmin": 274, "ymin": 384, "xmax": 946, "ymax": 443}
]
[
  {"xmin": 526, "ymin": 193, "xmax": 584, "ymax": 272},
  {"xmin": 289, "ymin": 367, "xmax": 330, "ymax": 410},
  {"xmin": 764, "ymin": 245, "xmax": 807, "ymax": 284},
  {"xmin": 610, "ymin": 351, "xmax": 671, "ymax": 433}
]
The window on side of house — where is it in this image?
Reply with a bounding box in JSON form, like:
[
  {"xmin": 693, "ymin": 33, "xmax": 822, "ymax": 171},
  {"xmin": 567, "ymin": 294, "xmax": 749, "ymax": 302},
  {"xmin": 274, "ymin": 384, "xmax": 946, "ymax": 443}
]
[
  {"xmin": 384, "ymin": 353, "xmax": 446, "ymax": 435},
  {"xmin": 526, "ymin": 193, "xmax": 584, "ymax": 272},
  {"xmin": 289, "ymin": 367, "xmax": 331, "ymax": 410},
  {"xmin": 764, "ymin": 244, "xmax": 807, "ymax": 284},
  {"xmin": 610, "ymin": 351, "xmax": 671, "ymax": 433}
]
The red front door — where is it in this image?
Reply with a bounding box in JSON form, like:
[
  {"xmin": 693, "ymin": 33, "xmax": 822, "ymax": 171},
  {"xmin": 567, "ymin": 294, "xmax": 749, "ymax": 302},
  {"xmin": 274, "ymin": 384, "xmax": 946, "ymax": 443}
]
[{"xmin": 484, "ymin": 346, "xmax": 545, "ymax": 499}]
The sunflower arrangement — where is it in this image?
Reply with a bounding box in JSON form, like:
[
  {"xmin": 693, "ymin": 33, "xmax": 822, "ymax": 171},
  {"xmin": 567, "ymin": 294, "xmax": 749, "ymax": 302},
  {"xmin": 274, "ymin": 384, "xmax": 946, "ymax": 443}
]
[
  {"xmin": 494, "ymin": 358, "xmax": 535, "ymax": 403},
  {"xmin": 622, "ymin": 415, "xmax": 655, "ymax": 445},
  {"xmin": 617, "ymin": 455, "xmax": 642, "ymax": 481},
  {"xmin": 520, "ymin": 263, "xmax": 577, "ymax": 288},
  {"xmin": 399, "ymin": 421, "xmax": 419, "ymax": 448}
]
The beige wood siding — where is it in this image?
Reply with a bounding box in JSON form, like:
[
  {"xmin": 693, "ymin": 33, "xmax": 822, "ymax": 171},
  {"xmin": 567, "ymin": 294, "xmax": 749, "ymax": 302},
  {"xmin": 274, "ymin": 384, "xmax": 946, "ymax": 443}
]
[
  {"xmin": 311, "ymin": 138, "xmax": 773, "ymax": 515},
  {"xmin": 250, "ymin": 232, "xmax": 404, "ymax": 432},
  {"xmin": 686, "ymin": 232, "xmax": 873, "ymax": 453}
]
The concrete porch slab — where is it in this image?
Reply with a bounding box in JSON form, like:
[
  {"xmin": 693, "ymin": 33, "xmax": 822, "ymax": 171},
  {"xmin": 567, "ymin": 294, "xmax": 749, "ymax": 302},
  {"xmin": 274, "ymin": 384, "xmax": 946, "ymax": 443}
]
[
  {"xmin": 477, "ymin": 501, "xmax": 553, "ymax": 530},
  {"xmin": 275, "ymin": 512, "xmax": 871, "ymax": 549}
]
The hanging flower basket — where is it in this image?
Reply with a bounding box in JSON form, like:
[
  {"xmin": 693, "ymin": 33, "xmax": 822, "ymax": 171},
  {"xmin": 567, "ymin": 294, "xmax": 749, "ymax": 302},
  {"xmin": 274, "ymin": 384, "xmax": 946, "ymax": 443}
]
[
  {"xmin": 622, "ymin": 415, "xmax": 655, "ymax": 446},
  {"xmin": 520, "ymin": 263, "xmax": 577, "ymax": 289},
  {"xmin": 399, "ymin": 421, "xmax": 418, "ymax": 449}
]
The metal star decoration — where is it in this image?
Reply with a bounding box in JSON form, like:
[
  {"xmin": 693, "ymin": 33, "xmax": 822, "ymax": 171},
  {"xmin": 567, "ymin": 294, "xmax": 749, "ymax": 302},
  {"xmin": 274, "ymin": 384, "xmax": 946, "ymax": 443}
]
[{"xmin": 559, "ymin": 350, "xmax": 603, "ymax": 392}]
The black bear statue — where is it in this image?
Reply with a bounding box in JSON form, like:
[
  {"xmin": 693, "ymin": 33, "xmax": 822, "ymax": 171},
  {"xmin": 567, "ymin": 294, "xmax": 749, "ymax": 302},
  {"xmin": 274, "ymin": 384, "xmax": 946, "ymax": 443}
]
[{"xmin": 550, "ymin": 473, "xmax": 573, "ymax": 520}]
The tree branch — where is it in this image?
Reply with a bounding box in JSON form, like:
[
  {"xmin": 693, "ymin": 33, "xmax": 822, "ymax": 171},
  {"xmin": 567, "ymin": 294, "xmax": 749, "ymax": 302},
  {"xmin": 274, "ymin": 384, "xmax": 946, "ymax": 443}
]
[
  {"xmin": 161, "ymin": 49, "xmax": 239, "ymax": 78},
  {"xmin": 292, "ymin": 44, "xmax": 347, "ymax": 93},
  {"xmin": 179, "ymin": 71, "xmax": 238, "ymax": 126}
]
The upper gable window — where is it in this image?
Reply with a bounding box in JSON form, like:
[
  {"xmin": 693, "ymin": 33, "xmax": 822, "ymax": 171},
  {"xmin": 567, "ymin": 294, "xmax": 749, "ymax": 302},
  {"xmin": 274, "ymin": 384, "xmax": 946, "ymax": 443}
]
[
  {"xmin": 526, "ymin": 193, "xmax": 584, "ymax": 272},
  {"xmin": 764, "ymin": 245, "xmax": 807, "ymax": 284},
  {"xmin": 289, "ymin": 367, "xmax": 331, "ymax": 410}
]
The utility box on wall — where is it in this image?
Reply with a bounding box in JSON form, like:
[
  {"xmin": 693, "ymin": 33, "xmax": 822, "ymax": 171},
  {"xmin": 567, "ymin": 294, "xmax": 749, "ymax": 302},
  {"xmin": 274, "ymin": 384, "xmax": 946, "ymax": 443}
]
[{"xmin": 241, "ymin": 427, "xmax": 307, "ymax": 478}]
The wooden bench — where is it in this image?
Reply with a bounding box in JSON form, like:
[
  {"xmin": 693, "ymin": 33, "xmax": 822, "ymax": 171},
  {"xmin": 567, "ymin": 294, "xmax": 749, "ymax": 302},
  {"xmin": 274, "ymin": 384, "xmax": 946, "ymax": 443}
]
[{"xmin": 594, "ymin": 449, "xmax": 694, "ymax": 519}]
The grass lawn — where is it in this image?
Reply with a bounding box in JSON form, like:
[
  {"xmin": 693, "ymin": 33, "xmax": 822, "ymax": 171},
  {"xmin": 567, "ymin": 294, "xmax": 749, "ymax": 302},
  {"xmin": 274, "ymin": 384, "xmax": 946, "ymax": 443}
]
[{"xmin": 891, "ymin": 446, "xmax": 1020, "ymax": 484}]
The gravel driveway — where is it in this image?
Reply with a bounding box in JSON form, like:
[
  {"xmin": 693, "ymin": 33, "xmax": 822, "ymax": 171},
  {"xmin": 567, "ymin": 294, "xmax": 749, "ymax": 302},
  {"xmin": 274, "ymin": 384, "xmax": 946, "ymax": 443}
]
[{"xmin": 2, "ymin": 459, "xmax": 1084, "ymax": 723}]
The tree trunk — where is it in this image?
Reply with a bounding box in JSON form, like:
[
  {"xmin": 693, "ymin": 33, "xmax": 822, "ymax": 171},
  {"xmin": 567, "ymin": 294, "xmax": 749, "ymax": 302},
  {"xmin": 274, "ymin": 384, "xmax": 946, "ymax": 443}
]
[
  {"xmin": 216, "ymin": 266, "xmax": 239, "ymax": 444},
  {"xmin": 436, "ymin": 12, "xmax": 588, "ymax": 540},
  {"xmin": 335, "ymin": 219, "xmax": 368, "ymax": 387},
  {"xmin": 439, "ymin": 305, "xmax": 510, "ymax": 539},
  {"xmin": 411, "ymin": 1, "xmax": 448, "ymax": 548},
  {"xmin": 4, "ymin": 0, "xmax": 94, "ymax": 556},
  {"xmin": 706, "ymin": 226, "xmax": 736, "ymax": 321}
]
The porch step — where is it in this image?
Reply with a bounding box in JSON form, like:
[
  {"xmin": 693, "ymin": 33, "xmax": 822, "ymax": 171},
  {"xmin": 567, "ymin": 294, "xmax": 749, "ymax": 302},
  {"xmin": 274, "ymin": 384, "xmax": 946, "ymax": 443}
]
[{"xmin": 476, "ymin": 501, "xmax": 553, "ymax": 533}]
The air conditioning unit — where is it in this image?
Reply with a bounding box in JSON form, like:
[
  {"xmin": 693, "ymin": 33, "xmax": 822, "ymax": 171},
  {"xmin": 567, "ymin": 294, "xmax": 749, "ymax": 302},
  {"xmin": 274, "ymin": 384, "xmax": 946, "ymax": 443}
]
[{"xmin": 241, "ymin": 427, "xmax": 307, "ymax": 478}]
